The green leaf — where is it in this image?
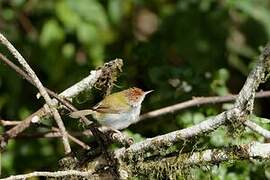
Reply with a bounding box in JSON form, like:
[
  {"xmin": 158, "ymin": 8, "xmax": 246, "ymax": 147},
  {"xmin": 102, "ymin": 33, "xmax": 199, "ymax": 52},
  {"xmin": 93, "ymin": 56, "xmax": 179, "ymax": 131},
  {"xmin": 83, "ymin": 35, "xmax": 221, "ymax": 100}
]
[
  {"xmin": 2, "ymin": 9, "xmax": 14, "ymax": 21},
  {"xmin": 18, "ymin": 107, "xmax": 31, "ymax": 119},
  {"xmin": 108, "ymin": 0, "xmax": 122, "ymax": 25},
  {"xmin": 87, "ymin": 45, "xmax": 104, "ymax": 67},
  {"xmin": 123, "ymin": 130, "xmax": 145, "ymax": 143},
  {"xmin": 211, "ymin": 68, "xmax": 230, "ymax": 96},
  {"xmin": 193, "ymin": 112, "xmax": 205, "ymax": 124},
  {"xmin": 66, "ymin": 0, "xmax": 109, "ymax": 29},
  {"xmin": 40, "ymin": 19, "xmax": 65, "ymax": 47},
  {"xmin": 210, "ymin": 127, "xmax": 227, "ymax": 146},
  {"xmin": 62, "ymin": 43, "xmax": 75, "ymax": 59},
  {"xmin": 226, "ymin": 0, "xmax": 270, "ymax": 37},
  {"xmin": 176, "ymin": 111, "xmax": 193, "ymax": 127},
  {"xmin": 55, "ymin": 1, "xmax": 81, "ymax": 31},
  {"xmin": 76, "ymin": 23, "xmax": 98, "ymax": 45}
]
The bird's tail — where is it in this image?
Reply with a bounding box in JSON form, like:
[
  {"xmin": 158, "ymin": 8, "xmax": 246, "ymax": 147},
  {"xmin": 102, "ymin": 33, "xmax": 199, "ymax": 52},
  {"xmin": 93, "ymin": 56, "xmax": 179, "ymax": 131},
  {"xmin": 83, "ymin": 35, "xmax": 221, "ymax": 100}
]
[{"xmin": 69, "ymin": 109, "xmax": 94, "ymax": 118}]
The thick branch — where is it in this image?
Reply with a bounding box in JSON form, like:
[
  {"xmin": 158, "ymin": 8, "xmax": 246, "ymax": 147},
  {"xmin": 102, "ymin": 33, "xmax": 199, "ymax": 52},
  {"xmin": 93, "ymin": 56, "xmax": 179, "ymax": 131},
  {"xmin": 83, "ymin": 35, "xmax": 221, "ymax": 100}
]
[
  {"xmin": 132, "ymin": 142, "xmax": 270, "ymax": 177},
  {"xmin": 114, "ymin": 43, "xmax": 270, "ymax": 163},
  {"xmin": 234, "ymin": 44, "xmax": 270, "ymax": 112},
  {"xmin": 115, "ymin": 108, "xmax": 239, "ymax": 161},
  {"xmin": 60, "ymin": 70, "xmax": 101, "ymax": 100}
]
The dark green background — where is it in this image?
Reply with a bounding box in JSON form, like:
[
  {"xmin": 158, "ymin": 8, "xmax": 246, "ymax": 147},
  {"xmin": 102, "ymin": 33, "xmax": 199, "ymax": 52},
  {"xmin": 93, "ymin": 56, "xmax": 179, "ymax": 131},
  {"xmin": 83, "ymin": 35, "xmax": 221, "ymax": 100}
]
[{"xmin": 1, "ymin": 0, "xmax": 270, "ymax": 179}]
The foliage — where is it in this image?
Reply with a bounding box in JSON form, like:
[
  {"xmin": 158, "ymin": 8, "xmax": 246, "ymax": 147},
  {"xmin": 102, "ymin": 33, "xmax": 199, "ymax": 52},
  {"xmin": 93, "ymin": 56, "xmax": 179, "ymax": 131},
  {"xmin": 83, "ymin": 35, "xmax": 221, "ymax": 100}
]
[{"xmin": 1, "ymin": 0, "xmax": 270, "ymax": 179}]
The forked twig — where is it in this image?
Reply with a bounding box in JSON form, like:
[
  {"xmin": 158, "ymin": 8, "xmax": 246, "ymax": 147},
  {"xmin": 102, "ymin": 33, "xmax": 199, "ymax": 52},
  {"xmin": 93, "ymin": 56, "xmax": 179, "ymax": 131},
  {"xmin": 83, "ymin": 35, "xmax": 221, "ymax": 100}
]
[{"xmin": 0, "ymin": 33, "xmax": 71, "ymax": 154}]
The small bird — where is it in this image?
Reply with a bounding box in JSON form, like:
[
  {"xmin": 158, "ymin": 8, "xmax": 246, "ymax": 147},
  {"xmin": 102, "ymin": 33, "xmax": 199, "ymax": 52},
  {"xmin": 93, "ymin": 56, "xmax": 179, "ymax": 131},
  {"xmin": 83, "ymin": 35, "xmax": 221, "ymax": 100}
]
[{"xmin": 70, "ymin": 87, "xmax": 153, "ymax": 130}]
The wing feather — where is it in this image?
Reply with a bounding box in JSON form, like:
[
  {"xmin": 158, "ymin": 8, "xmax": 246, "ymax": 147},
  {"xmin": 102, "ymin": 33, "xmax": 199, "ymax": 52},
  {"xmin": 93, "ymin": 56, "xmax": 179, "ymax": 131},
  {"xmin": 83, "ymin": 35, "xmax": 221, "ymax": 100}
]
[{"xmin": 93, "ymin": 92, "xmax": 130, "ymax": 114}]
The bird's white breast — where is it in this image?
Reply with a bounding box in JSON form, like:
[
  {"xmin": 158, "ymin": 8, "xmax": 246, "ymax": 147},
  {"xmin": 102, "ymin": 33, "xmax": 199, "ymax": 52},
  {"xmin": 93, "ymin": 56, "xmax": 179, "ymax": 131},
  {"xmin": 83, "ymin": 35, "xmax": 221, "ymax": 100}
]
[{"xmin": 99, "ymin": 105, "xmax": 141, "ymax": 130}]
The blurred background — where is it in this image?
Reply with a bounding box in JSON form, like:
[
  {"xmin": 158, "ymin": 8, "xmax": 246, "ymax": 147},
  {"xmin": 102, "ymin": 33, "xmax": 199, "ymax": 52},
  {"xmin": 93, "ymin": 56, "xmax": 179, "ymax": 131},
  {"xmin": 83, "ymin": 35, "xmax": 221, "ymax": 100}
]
[{"xmin": 1, "ymin": 0, "xmax": 270, "ymax": 179}]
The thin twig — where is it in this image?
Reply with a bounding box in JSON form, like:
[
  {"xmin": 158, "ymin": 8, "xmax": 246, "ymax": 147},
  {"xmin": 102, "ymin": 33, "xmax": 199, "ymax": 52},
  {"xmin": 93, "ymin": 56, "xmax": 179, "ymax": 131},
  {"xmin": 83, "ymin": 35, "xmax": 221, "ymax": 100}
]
[
  {"xmin": 0, "ymin": 33, "xmax": 71, "ymax": 154},
  {"xmin": 1, "ymin": 170, "xmax": 92, "ymax": 180},
  {"xmin": 50, "ymin": 127, "xmax": 90, "ymax": 149},
  {"xmin": 0, "ymin": 119, "xmax": 132, "ymax": 147},
  {"xmin": 140, "ymin": 91, "xmax": 270, "ymax": 121},
  {"xmin": 0, "ymin": 120, "xmax": 90, "ymax": 149},
  {"xmin": 0, "ymin": 52, "xmax": 75, "ymax": 112},
  {"xmin": 0, "ymin": 120, "xmax": 21, "ymax": 126},
  {"xmin": 2, "ymin": 109, "xmax": 46, "ymax": 139},
  {"xmin": 244, "ymin": 120, "xmax": 270, "ymax": 139},
  {"xmin": 1, "ymin": 120, "xmax": 132, "ymax": 147},
  {"xmin": 0, "ymin": 52, "xmax": 92, "ymax": 126}
]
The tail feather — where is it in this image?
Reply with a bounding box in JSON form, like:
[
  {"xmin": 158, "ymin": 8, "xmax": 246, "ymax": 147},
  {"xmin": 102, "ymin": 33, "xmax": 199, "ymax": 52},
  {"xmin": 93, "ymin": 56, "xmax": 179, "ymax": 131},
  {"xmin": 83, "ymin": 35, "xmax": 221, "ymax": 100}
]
[{"xmin": 69, "ymin": 110, "xmax": 94, "ymax": 118}]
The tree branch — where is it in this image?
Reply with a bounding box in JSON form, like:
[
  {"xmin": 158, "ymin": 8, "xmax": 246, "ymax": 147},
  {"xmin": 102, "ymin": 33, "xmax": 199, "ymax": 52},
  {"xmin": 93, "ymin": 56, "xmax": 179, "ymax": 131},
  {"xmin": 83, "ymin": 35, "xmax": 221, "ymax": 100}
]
[
  {"xmin": 0, "ymin": 52, "xmax": 76, "ymax": 112},
  {"xmin": 114, "ymin": 43, "xmax": 270, "ymax": 164},
  {"xmin": 0, "ymin": 119, "xmax": 90, "ymax": 149},
  {"xmin": 140, "ymin": 91, "xmax": 270, "ymax": 121},
  {"xmin": 4, "ymin": 117, "xmax": 270, "ymax": 149},
  {"xmin": 0, "ymin": 48, "xmax": 129, "ymax": 149},
  {"xmin": 131, "ymin": 142, "xmax": 270, "ymax": 177},
  {"xmin": 0, "ymin": 50, "xmax": 131, "ymax": 175},
  {"xmin": 139, "ymin": 46, "xmax": 270, "ymax": 123},
  {"xmin": 0, "ymin": 120, "xmax": 21, "ymax": 126},
  {"xmin": 1, "ymin": 170, "xmax": 92, "ymax": 180},
  {"xmin": 0, "ymin": 32, "xmax": 71, "ymax": 154},
  {"xmin": 244, "ymin": 120, "xmax": 270, "ymax": 139},
  {"xmin": 115, "ymin": 108, "xmax": 239, "ymax": 161}
]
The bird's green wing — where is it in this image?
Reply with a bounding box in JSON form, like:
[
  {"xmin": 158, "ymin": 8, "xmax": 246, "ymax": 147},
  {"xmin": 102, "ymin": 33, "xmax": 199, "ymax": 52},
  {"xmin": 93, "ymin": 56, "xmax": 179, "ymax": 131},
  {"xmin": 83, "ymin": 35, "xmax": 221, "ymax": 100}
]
[{"xmin": 93, "ymin": 92, "xmax": 130, "ymax": 114}]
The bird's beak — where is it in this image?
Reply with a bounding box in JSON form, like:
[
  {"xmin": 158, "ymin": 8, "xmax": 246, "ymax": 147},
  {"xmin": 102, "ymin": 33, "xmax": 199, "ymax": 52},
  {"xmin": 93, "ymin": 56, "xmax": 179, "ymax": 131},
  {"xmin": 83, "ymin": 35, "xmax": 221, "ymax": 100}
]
[{"xmin": 144, "ymin": 90, "xmax": 154, "ymax": 95}]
